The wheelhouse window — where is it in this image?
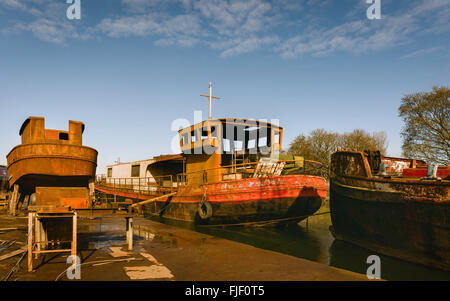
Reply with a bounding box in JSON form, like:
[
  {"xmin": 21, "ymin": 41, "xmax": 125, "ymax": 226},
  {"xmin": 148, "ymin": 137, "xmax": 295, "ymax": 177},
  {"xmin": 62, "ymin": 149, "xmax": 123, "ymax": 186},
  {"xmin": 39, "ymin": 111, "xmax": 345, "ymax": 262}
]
[
  {"xmin": 210, "ymin": 126, "xmax": 218, "ymax": 138},
  {"xmin": 201, "ymin": 127, "xmax": 209, "ymax": 140},
  {"xmin": 131, "ymin": 164, "xmax": 140, "ymax": 177},
  {"xmin": 107, "ymin": 168, "xmax": 112, "ymax": 178},
  {"xmin": 59, "ymin": 132, "xmax": 69, "ymax": 140},
  {"xmin": 222, "ymin": 139, "xmax": 231, "ymax": 152},
  {"xmin": 181, "ymin": 132, "xmax": 189, "ymax": 146},
  {"xmin": 191, "ymin": 130, "xmax": 197, "ymax": 143},
  {"xmin": 258, "ymin": 136, "xmax": 267, "ymax": 147},
  {"xmin": 274, "ymin": 131, "xmax": 280, "ymax": 144},
  {"xmin": 247, "ymin": 139, "xmax": 256, "ymax": 149},
  {"xmin": 234, "ymin": 140, "xmax": 243, "ymax": 150}
]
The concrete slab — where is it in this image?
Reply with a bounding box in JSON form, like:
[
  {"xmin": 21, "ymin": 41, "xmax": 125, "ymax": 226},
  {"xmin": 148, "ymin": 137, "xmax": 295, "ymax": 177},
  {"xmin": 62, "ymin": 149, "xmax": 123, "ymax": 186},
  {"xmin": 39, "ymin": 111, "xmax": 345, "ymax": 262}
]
[{"xmin": 124, "ymin": 265, "xmax": 174, "ymax": 280}]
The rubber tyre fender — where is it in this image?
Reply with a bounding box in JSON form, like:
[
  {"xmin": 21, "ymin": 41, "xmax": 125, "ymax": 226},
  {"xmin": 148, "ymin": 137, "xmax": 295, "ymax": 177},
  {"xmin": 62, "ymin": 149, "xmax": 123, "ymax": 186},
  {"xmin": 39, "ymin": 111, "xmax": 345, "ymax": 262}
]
[{"xmin": 197, "ymin": 200, "xmax": 213, "ymax": 219}]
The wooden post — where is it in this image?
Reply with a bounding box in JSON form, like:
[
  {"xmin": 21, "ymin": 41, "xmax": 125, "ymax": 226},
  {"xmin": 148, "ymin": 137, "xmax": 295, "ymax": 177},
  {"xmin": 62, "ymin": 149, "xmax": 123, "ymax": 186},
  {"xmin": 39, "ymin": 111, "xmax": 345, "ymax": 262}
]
[
  {"xmin": 72, "ymin": 211, "xmax": 77, "ymax": 258},
  {"xmin": 23, "ymin": 195, "xmax": 29, "ymax": 210},
  {"xmin": 89, "ymin": 178, "xmax": 95, "ymax": 207},
  {"xmin": 35, "ymin": 215, "xmax": 40, "ymax": 259},
  {"xmin": 10, "ymin": 184, "xmax": 19, "ymax": 216},
  {"xmin": 126, "ymin": 217, "xmax": 133, "ymax": 251},
  {"xmin": 27, "ymin": 212, "xmax": 33, "ymax": 272},
  {"xmin": 41, "ymin": 219, "xmax": 47, "ymax": 250}
]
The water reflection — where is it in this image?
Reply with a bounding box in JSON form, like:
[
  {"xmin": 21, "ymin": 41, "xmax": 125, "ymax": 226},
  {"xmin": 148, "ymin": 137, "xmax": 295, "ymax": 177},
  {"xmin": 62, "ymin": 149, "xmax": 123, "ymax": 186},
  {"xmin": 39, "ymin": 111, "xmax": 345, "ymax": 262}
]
[
  {"xmin": 146, "ymin": 214, "xmax": 450, "ymax": 280},
  {"xmin": 196, "ymin": 221, "xmax": 329, "ymax": 264},
  {"xmin": 329, "ymin": 239, "xmax": 450, "ymax": 281}
]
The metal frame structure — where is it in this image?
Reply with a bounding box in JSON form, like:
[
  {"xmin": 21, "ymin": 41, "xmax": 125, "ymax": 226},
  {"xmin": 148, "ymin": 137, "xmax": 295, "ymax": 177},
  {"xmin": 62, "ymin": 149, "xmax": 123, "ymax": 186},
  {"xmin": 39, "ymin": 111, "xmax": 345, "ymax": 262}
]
[{"xmin": 27, "ymin": 210, "xmax": 77, "ymax": 272}]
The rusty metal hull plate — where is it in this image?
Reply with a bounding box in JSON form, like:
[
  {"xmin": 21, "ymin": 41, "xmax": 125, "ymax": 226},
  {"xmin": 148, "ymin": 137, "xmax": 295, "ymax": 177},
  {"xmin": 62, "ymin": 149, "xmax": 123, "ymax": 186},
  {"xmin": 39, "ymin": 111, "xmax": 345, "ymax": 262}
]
[
  {"xmin": 330, "ymin": 178, "xmax": 450, "ymax": 271},
  {"xmin": 35, "ymin": 187, "xmax": 90, "ymax": 209},
  {"xmin": 145, "ymin": 196, "xmax": 323, "ymax": 225},
  {"xmin": 7, "ymin": 143, "xmax": 97, "ymax": 191},
  {"xmin": 143, "ymin": 175, "xmax": 328, "ymax": 225}
]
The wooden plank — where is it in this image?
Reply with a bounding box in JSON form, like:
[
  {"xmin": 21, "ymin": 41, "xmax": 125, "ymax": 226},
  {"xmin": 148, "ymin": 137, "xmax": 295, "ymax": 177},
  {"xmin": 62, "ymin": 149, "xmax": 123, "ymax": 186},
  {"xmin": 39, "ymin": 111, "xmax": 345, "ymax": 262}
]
[
  {"xmin": 0, "ymin": 228, "xmax": 18, "ymax": 231},
  {"xmin": 32, "ymin": 249, "xmax": 72, "ymax": 254},
  {"xmin": 131, "ymin": 192, "xmax": 177, "ymax": 208},
  {"xmin": 0, "ymin": 248, "xmax": 26, "ymax": 262}
]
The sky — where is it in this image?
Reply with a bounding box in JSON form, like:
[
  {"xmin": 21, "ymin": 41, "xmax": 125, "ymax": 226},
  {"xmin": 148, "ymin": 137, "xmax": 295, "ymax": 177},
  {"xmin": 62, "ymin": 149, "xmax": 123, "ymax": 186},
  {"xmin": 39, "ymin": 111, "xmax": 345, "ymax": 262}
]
[{"xmin": 0, "ymin": 0, "xmax": 449, "ymax": 174}]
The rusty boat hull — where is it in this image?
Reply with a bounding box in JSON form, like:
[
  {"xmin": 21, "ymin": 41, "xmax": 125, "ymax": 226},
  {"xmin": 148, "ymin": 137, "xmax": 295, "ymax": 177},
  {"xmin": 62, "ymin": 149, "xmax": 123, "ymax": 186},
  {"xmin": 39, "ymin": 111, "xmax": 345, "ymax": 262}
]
[
  {"xmin": 142, "ymin": 174, "xmax": 328, "ymax": 225},
  {"xmin": 7, "ymin": 143, "xmax": 97, "ymax": 193},
  {"xmin": 330, "ymin": 151, "xmax": 450, "ymax": 271}
]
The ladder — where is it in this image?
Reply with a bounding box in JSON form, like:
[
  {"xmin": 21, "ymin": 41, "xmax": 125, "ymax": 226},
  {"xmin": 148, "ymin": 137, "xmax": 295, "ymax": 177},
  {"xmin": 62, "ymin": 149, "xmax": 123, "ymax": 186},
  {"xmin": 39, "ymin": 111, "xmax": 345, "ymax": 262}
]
[{"xmin": 232, "ymin": 150, "xmax": 246, "ymax": 173}]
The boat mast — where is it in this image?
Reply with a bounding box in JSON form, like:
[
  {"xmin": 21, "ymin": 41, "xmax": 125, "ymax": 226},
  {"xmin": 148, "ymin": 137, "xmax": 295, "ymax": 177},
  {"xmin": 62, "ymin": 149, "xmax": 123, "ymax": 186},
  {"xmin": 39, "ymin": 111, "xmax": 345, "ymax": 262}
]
[{"xmin": 200, "ymin": 82, "xmax": 221, "ymax": 120}]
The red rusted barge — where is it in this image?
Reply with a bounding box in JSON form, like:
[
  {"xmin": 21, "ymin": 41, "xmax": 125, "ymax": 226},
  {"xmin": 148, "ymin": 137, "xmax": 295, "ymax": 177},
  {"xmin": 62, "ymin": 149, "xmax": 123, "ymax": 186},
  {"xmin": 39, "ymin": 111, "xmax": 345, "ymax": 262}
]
[
  {"xmin": 329, "ymin": 150, "xmax": 450, "ymax": 270},
  {"xmin": 97, "ymin": 118, "xmax": 328, "ymax": 225},
  {"xmin": 145, "ymin": 118, "xmax": 327, "ymax": 225}
]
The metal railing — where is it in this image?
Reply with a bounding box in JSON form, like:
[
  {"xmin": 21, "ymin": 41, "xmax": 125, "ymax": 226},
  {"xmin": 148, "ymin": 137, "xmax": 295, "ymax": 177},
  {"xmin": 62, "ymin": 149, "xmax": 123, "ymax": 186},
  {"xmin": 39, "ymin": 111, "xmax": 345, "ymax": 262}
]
[
  {"xmin": 95, "ymin": 159, "xmax": 324, "ymax": 194},
  {"xmin": 175, "ymin": 159, "xmax": 324, "ymax": 186},
  {"xmin": 95, "ymin": 174, "xmax": 175, "ymax": 196}
]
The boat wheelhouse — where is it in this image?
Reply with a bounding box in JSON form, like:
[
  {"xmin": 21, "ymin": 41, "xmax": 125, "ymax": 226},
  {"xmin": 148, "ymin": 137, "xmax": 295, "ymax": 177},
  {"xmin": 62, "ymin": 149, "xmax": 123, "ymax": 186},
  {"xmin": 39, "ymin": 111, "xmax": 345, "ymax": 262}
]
[{"xmin": 178, "ymin": 118, "xmax": 283, "ymax": 184}]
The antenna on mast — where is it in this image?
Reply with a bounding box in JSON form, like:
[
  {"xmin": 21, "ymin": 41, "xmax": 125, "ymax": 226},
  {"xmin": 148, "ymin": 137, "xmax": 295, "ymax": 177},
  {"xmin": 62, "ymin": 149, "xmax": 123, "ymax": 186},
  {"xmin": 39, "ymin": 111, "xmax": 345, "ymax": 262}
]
[{"xmin": 200, "ymin": 82, "xmax": 221, "ymax": 120}]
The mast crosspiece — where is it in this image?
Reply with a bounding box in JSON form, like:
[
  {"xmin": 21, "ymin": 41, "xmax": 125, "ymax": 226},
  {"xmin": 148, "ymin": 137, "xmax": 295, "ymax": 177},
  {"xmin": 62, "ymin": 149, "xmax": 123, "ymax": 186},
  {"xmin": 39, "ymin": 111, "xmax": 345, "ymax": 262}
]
[{"xmin": 200, "ymin": 82, "xmax": 221, "ymax": 120}]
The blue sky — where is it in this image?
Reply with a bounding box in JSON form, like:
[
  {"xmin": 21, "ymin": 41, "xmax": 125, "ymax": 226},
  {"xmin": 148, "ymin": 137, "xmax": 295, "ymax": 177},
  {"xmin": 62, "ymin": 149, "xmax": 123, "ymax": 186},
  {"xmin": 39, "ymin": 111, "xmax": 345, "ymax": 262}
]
[{"xmin": 0, "ymin": 0, "xmax": 449, "ymax": 173}]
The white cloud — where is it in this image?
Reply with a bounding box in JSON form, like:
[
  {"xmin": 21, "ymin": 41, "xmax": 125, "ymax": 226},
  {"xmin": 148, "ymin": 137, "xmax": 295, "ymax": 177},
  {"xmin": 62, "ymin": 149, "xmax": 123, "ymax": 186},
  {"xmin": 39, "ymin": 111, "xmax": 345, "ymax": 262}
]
[
  {"xmin": 1, "ymin": 0, "xmax": 449, "ymax": 58},
  {"xmin": 9, "ymin": 18, "xmax": 77, "ymax": 44},
  {"xmin": 401, "ymin": 46, "xmax": 443, "ymax": 59},
  {"xmin": 218, "ymin": 35, "xmax": 280, "ymax": 57},
  {"xmin": 97, "ymin": 13, "xmax": 202, "ymax": 41},
  {"xmin": 99, "ymin": 0, "xmax": 281, "ymax": 56},
  {"xmin": 1, "ymin": 0, "xmax": 27, "ymax": 10},
  {"xmin": 276, "ymin": 0, "xmax": 448, "ymax": 58}
]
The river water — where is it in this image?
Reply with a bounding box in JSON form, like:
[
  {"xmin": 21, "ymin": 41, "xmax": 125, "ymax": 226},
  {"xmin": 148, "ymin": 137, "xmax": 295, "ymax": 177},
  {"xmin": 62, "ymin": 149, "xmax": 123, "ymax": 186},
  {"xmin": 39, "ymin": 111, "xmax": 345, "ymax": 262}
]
[{"xmin": 151, "ymin": 212, "xmax": 450, "ymax": 281}]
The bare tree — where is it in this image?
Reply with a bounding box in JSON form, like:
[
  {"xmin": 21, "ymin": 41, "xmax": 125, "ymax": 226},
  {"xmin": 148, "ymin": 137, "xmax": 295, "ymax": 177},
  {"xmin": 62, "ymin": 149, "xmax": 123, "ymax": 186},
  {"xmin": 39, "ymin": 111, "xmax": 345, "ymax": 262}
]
[
  {"xmin": 399, "ymin": 86, "xmax": 449, "ymax": 165},
  {"xmin": 288, "ymin": 128, "xmax": 388, "ymax": 179},
  {"xmin": 341, "ymin": 129, "xmax": 388, "ymax": 154}
]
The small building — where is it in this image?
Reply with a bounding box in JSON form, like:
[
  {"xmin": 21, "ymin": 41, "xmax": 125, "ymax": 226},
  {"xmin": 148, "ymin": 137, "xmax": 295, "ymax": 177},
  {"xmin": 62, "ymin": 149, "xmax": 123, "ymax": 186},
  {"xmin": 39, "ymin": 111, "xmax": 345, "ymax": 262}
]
[{"xmin": 104, "ymin": 154, "xmax": 184, "ymax": 189}]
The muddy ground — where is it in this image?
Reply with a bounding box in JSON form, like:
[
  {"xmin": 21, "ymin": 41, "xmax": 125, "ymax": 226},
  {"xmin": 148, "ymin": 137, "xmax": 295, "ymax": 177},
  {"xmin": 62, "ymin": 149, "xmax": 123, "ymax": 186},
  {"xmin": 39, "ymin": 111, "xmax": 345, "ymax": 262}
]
[{"xmin": 0, "ymin": 212, "xmax": 368, "ymax": 281}]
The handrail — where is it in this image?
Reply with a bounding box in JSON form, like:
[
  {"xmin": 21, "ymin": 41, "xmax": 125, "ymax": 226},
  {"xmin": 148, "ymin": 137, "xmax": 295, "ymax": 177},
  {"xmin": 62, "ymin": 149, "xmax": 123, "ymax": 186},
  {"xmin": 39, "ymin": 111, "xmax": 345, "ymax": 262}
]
[
  {"xmin": 175, "ymin": 158, "xmax": 324, "ymax": 186},
  {"xmin": 95, "ymin": 159, "xmax": 325, "ymax": 194},
  {"xmin": 95, "ymin": 174, "xmax": 175, "ymax": 196},
  {"xmin": 177, "ymin": 159, "xmax": 322, "ymax": 177}
]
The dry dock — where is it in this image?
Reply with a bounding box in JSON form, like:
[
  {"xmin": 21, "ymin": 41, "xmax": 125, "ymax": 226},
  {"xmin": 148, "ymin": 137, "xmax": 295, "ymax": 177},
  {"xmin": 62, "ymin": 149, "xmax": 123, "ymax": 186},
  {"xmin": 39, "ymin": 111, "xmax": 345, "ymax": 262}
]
[{"xmin": 0, "ymin": 214, "xmax": 368, "ymax": 281}]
